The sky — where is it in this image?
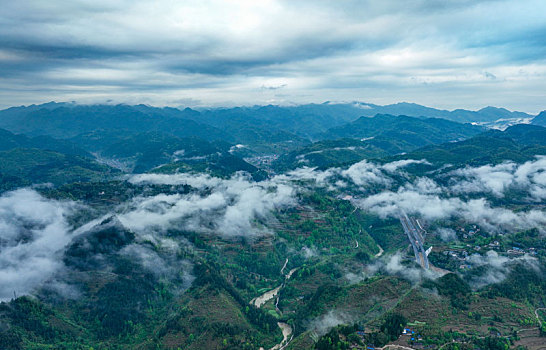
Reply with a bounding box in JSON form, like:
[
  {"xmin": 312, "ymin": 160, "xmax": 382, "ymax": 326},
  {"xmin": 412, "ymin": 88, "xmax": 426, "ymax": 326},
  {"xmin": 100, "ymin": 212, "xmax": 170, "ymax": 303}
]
[{"xmin": 1, "ymin": 0, "xmax": 545, "ymax": 113}]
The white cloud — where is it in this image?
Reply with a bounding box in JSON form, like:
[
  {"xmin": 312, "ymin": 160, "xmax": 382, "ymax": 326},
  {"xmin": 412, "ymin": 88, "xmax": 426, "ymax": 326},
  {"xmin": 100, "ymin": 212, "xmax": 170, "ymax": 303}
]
[
  {"xmin": 450, "ymin": 162, "xmax": 516, "ymax": 197},
  {"xmin": 283, "ymin": 158, "xmax": 546, "ymax": 235},
  {"xmin": 335, "ymin": 157, "xmax": 546, "ymax": 235},
  {"xmin": 341, "ymin": 160, "xmax": 392, "ymax": 186},
  {"xmin": 466, "ymin": 250, "xmax": 539, "ymax": 289},
  {"xmin": 345, "ymin": 252, "xmax": 439, "ymax": 286},
  {"xmin": 2, "ymin": 1, "xmax": 546, "ymax": 111},
  {"xmin": 381, "ymin": 159, "xmax": 430, "ymax": 173},
  {"xmin": 404, "ymin": 177, "xmax": 443, "ymax": 194},
  {"xmin": 129, "ymin": 172, "xmax": 223, "ymax": 189},
  {"xmin": 0, "ymin": 189, "xmax": 76, "ymax": 301},
  {"xmin": 383, "ymin": 252, "xmax": 438, "ymax": 283},
  {"xmin": 449, "ymin": 156, "xmax": 546, "ymax": 200},
  {"xmin": 514, "ymin": 156, "xmax": 546, "ymax": 200},
  {"xmin": 356, "ymin": 186, "xmax": 546, "ymax": 233},
  {"xmin": 301, "ymin": 246, "xmax": 318, "ymax": 259},
  {"xmin": 308, "ymin": 310, "xmax": 357, "ymax": 337},
  {"xmin": 121, "ymin": 173, "xmax": 296, "ymax": 237},
  {"xmin": 120, "ymin": 244, "xmax": 195, "ymax": 290},
  {"xmin": 279, "ymin": 167, "xmax": 337, "ymax": 185},
  {"xmin": 436, "ymin": 227, "xmax": 458, "ymax": 242},
  {"xmin": 281, "ymin": 158, "xmax": 427, "ymax": 190}
]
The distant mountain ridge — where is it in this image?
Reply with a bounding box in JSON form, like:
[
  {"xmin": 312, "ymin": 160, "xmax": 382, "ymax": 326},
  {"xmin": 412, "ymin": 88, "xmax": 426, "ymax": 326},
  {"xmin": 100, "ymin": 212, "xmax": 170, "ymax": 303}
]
[
  {"xmin": 531, "ymin": 110, "xmax": 546, "ymax": 127},
  {"xmin": 273, "ymin": 114, "xmax": 485, "ymax": 170},
  {"xmin": 0, "ymin": 104, "xmax": 228, "ymax": 141},
  {"xmin": 0, "ymin": 102, "xmax": 539, "ymax": 160},
  {"xmin": 1, "ymin": 101, "xmax": 535, "ymax": 136},
  {"xmin": 389, "ymin": 124, "xmax": 546, "ymax": 169},
  {"xmin": 322, "ymin": 101, "xmax": 534, "ymax": 123},
  {"xmin": 497, "ymin": 123, "xmax": 546, "ymax": 146},
  {"xmin": 322, "ymin": 114, "xmax": 484, "ymax": 141}
]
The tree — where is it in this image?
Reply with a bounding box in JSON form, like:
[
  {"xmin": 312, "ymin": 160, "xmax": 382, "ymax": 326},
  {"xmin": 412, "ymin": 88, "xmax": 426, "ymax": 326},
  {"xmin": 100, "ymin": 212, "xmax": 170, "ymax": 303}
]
[{"xmin": 380, "ymin": 313, "xmax": 407, "ymax": 341}]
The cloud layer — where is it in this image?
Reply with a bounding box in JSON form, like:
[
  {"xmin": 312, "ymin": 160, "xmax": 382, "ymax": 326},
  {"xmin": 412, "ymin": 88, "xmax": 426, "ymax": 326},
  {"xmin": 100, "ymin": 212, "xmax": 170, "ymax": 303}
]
[
  {"xmin": 284, "ymin": 157, "xmax": 546, "ymax": 234},
  {"xmin": 466, "ymin": 250, "xmax": 539, "ymax": 289},
  {"xmin": 1, "ymin": 1, "xmax": 546, "ymax": 111},
  {"xmin": 0, "ymin": 189, "xmax": 75, "ymax": 300},
  {"xmin": 448, "ymin": 156, "xmax": 546, "ymax": 200},
  {"xmin": 356, "ymin": 183, "xmax": 546, "ymax": 233},
  {"xmin": 1, "ymin": 156, "xmax": 544, "ymax": 301},
  {"xmin": 123, "ymin": 173, "xmax": 295, "ymax": 237},
  {"xmin": 0, "ymin": 173, "xmax": 297, "ymax": 300},
  {"xmin": 280, "ymin": 158, "xmax": 427, "ymax": 189}
]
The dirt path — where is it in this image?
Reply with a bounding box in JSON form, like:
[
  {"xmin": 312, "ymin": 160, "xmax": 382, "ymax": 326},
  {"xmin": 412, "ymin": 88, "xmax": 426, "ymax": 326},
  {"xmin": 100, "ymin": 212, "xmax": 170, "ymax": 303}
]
[
  {"xmin": 534, "ymin": 308, "xmax": 546, "ymax": 324},
  {"xmin": 280, "ymin": 258, "xmax": 288, "ymax": 275},
  {"xmin": 378, "ymin": 345, "xmax": 417, "ymax": 350}
]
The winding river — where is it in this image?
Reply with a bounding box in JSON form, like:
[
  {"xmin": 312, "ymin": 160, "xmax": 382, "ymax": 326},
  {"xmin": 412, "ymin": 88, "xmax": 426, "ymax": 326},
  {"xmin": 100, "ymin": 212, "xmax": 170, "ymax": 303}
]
[{"xmin": 255, "ymin": 259, "xmax": 297, "ymax": 350}]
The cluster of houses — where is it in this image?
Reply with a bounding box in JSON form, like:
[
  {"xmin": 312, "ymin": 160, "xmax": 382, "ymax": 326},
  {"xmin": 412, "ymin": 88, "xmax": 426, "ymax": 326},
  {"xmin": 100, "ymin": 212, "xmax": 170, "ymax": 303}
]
[
  {"xmin": 442, "ymin": 243, "xmax": 537, "ymax": 270},
  {"xmin": 507, "ymin": 246, "xmax": 537, "ymax": 256},
  {"xmin": 244, "ymin": 154, "xmax": 279, "ymax": 169},
  {"xmin": 352, "ymin": 326, "xmax": 431, "ymax": 350},
  {"xmin": 457, "ymin": 224, "xmax": 480, "ymax": 239},
  {"xmin": 401, "ymin": 327, "xmax": 436, "ymax": 349},
  {"xmin": 439, "ymin": 223, "xmax": 539, "ymax": 270},
  {"xmin": 402, "ymin": 327, "xmax": 423, "ymax": 341},
  {"xmin": 441, "ymin": 249, "xmax": 472, "ymax": 270}
]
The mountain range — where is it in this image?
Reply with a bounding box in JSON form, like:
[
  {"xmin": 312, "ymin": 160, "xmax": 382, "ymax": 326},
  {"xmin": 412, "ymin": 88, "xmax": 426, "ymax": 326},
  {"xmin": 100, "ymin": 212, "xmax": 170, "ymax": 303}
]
[{"xmin": 0, "ymin": 101, "xmax": 546, "ymax": 350}]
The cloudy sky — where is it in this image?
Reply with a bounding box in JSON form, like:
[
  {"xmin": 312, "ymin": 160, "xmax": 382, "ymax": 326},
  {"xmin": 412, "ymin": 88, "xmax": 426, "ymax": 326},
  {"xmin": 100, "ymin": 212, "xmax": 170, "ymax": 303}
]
[{"xmin": 1, "ymin": 0, "xmax": 545, "ymax": 112}]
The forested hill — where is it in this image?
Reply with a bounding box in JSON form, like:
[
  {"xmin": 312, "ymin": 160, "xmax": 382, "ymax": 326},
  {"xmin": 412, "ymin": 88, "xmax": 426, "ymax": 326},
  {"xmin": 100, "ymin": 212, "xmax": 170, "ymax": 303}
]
[
  {"xmin": 320, "ymin": 114, "xmax": 483, "ymax": 141},
  {"xmin": 531, "ymin": 110, "xmax": 546, "ymax": 127}
]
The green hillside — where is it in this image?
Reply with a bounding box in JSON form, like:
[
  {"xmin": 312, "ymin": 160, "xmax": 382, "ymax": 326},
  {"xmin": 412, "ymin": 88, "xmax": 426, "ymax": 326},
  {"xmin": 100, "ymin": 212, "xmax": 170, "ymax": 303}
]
[
  {"xmin": 0, "ymin": 148, "xmax": 118, "ymax": 190},
  {"xmin": 322, "ymin": 114, "xmax": 484, "ymax": 142},
  {"xmin": 274, "ymin": 115, "xmax": 484, "ymax": 170},
  {"xmin": 0, "ymin": 104, "xmax": 229, "ymax": 141},
  {"xmin": 0, "ymin": 128, "xmax": 90, "ymax": 157},
  {"xmin": 1, "ymin": 103, "xmax": 546, "ymax": 350},
  {"xmin": 531, "ymin": 111, "xmax": 546, "ymax": 127},
  {"xmin": 390, "ymin": 134, "xmax": 546, "ymax": 169}
]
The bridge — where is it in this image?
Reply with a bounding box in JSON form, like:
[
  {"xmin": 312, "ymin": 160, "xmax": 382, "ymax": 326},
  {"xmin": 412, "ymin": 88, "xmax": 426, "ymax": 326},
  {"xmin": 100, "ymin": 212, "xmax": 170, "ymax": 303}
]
[{"xmin": 399, "ymin": 212, "xmax": 430, "ymax": 269}]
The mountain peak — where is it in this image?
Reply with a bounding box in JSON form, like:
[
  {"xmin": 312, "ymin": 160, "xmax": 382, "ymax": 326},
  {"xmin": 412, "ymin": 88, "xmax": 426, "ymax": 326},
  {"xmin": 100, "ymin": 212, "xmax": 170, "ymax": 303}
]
[
  {"xmin": 531, "ymin": 110, "xmax": 546, "ymax": 126},
  {"xmin": 478, "ymin": 106, "xmax": 508, "ymax": 112}
]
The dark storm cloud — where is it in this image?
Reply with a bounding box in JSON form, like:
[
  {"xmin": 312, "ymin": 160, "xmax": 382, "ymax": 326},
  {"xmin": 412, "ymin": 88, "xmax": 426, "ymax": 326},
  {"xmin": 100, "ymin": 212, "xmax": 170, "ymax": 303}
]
[{"xmin": 0, "ymin": 0, "xmax": 545, "ymax": 110}]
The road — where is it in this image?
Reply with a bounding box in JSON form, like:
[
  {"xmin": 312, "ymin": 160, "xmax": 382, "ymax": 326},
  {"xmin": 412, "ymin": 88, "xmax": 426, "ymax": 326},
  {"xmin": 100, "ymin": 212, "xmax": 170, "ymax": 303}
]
[
  {"xmin": 400, "ymin": 212, "xmax": 429, "ymax": 269},
  {"xmin": 535, "ymin": 308, "xmax": 546, "ymax": 325},
  {"xmin": 377, "ymin": 345, "xmax": 417, "ymax": 350},
  {"xmin": 280, "ymin": 258, "xmax": 289, "ymax": 275}
]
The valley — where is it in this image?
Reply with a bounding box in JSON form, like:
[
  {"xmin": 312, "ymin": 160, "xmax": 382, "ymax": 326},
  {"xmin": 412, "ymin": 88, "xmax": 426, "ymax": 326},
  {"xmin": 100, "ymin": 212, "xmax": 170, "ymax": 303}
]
[{"xmin": 0, "ymin": 103, "xmax": 545, "ymax": 350}]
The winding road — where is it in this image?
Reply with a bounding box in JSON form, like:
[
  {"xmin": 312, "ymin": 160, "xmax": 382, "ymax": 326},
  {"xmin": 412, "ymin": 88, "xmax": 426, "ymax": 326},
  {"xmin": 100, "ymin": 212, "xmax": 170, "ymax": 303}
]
[{"xmin": 535, "ymin": 308, "xmax": 546, "ymax": 324}]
